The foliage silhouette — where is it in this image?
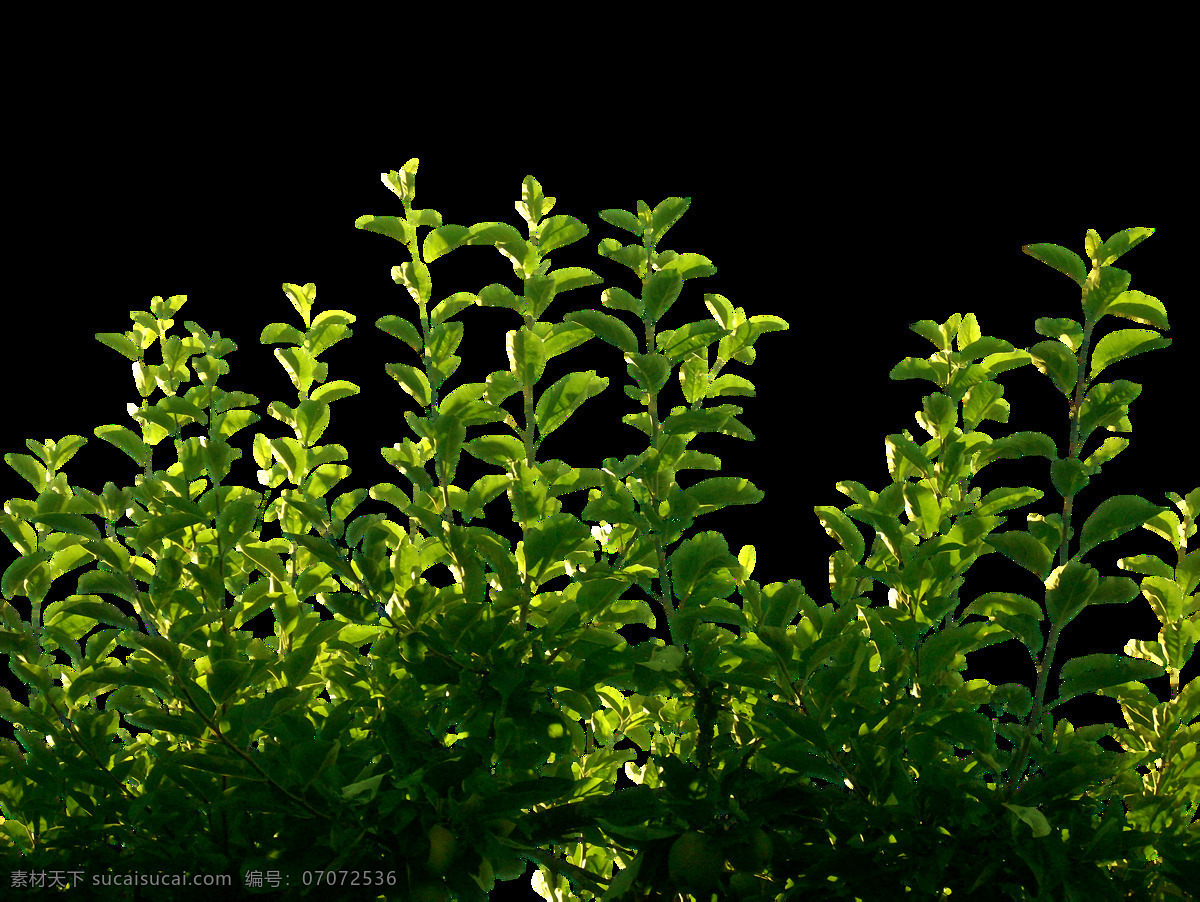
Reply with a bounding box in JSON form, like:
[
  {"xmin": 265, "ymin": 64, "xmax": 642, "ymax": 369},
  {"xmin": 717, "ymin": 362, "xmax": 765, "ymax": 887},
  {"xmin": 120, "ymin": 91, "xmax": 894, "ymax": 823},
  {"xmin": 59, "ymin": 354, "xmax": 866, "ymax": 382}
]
[{"xmin": 0, "ymin": 160, "xmax": 1196, "ymax": 900}]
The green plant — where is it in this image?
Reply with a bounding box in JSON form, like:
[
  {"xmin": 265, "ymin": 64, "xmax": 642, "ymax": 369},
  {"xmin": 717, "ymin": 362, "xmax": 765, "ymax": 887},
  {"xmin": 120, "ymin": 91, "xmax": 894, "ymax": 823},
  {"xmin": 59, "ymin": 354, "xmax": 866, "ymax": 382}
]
[{"xmin": 0, "ymin": 160, "xmax": 1194, "ymax": 901}]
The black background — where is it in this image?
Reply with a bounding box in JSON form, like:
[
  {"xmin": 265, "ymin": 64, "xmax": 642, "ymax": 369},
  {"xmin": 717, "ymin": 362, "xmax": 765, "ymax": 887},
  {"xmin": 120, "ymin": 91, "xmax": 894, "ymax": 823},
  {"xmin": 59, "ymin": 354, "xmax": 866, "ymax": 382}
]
[{"xmin": 3, "ymin": 121, "xmax": 1195, "ymax": 897}]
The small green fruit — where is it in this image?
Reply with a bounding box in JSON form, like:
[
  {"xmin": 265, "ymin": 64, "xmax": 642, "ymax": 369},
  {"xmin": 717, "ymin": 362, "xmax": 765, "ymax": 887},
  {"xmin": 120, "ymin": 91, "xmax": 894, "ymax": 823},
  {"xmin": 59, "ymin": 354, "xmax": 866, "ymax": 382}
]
[
  {"xmin": 726, "ymin": 828, "xmax": 772, "ymax": 872},
  {"xmin": 667, "ymin": 831, "xmax": 724, "ymax": 894},
  {"xmin": 732, "ymin": 870, "xmax": 764, "ymax": 898},
  {"xmin": 426, "ymin": 824, "xmax": 456, "ymax": 875}
]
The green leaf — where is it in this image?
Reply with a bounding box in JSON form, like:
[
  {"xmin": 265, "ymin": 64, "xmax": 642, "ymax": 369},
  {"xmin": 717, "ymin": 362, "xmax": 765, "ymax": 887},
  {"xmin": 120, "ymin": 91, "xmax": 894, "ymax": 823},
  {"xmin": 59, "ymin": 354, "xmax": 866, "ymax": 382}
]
[
  {"xmin": 93, "ymin": 425, "xmax": 151, "ymax": 469},
  {"xmin": 1093, "ymin": 226, "xmax": 1154, "ymax": 267},
  {"xmin": 885, "ymin": 433, "xmax": 931, "ymax": 479},
  {"xmin": 1082, "ymin": 265, "xmax": 1133, "ymax": 323},
  {"xmin": 1022, "ymin": 242, "xmax": 1088, "ymax": 287},
  {"xmin": 295, "ymin": 399, "xmax": 331, "ymax": 445},
  {"xmin": 1045, "ymin": 561, "xmax": 1099, "ymax": 628},
  {"xmin": 424, "ymin": 292, "xmax": 474, "ymax": 325},
  {"xmin": 683, "ymin": 476, "xmax": 763, "ymax": 516},
  {"xmin": 1053, "ymin": 653, "xmax": 1165, "ymax": 708},
  {"xmin": 3, "ymin": 453, "xmax": 46, "ymax": 489},
  {"xmin": 535, "ymin": 371, "xmax": 608, "ymax": 440},
  {"xmin": 542, "ymin": 321, "xmax": 593, "ymax": 361},
  {"xmin": 385, "ymin": 362, "xmax": 432, "ymax": 408},
  {"xmin": 283, "ymin": 533, "xmax": 359, "ymax": 585},
  {"xmin": 26, "ymin": 513, "xmax": 102, "ymax": 542},
  {"xmin": 508, "ymin": 327, "xmax": 547, "ymax": 386},
  {"xmin": 430, "ymin": 412, "xmax": 467, "ymax": 483},
  {"xmin": 536, "ymin": 215, "xmax": 588, "ymax": 255},
  {"xmin": 376, "ymin": 314, "xmax": 423, "ymax": 353},
  {"xmin": 94, "ymin": 331, "xmax": 144, "ymax": 361},
  {"xmin": 902, "ymin": 483, "xmax": 943, "ymax": 539},
  {"xmin": 985, "ymin": 531, "xmax": 1054, "ymax": 580},
  {"xmin": 642, "ymin": 269, "xmax": 684, "ymax": 323},
  {"xmin": 661, "ymin": 406, "xmax": 737, "ymax": 438},
  {"xmin": 961, "ymin": 381, "xmax": 1010, "ymax": 431},
  {"xmin": 910, "ymin": 315, "xmax": 961, "ymax": 352},
  {"xmin": 203, "ymin": 658, "xmax": 255, "ymax": 706},
  {"xmin": 1, "ymin": 550, "xmax": 50, "ymax": 599},
  {"xmin": 1104, "ymin": 289, "xmax": 1169, "ymax": 330},
  {"xmin": 564, "ymin": 310, "xmax": 639, "ymax": 354},
  {"xmin": 464, "ymin": 434, "xmax": 527, "ymax": 469},
  {"xmin": 239, "ymin": 541, "xmax": 290, "ymax": 584},
  {"xmin": 0, "ymin": 628, "xmax": 35, "ymax": 654},
  {"xmin": 814, "ymin": 506, "xmax": 866, "ymax": 563},
  {"xmin": 647, "ymin": 196, "xmax": 690, "ymax": 246},
  {"xmin": 1002, "ymin": 803, "xmax": 1052, "ymax": 838},
  {"xmin": 974, "ymin": 486, "xmax": 1044, "ymax": 518},
  {"xmin": 135, "ymin": 511, "xmax": 207, "ymax": 553},
  {"xmin": 669, "ymin": 532, "xmax": 739, "ymax": 606},
  {"xmin": 597, "ymin": 207, "xmax": 642, "ymax": 236},
  {"xmin": 1088, "ymin": 328, "xmax": 1170, "ymax": 381},
  {"xmin": 354, "ymin": 213, "xmax": 411, "ymax": 246},
  {"xmin": 1076, "ymin": 380, "xmax": 1140, "ymax": 445},
  {"xmin": 915, "ymin": 393, "xmax": 958, "ymax": 440},
  {"xmin": 48, "ymin": 596, "xmax": 139, "ymax": 630},
  {"xmin": 973, "ymin": 431, "xmax": 1058, "ymax": 470},
  {"xmin": 123, "ymin": 632, "xmax": 183, "ymax": 671},
  {"xmin": 393, "ymin": 259, "xmax": 433, "ymax": 306},
  {"xmin": 1076, "ymin": 495, "xmax": 1168, "ymax": 560},
  {"xmin": 520, "ymin": 513, "xmax": 593, "ymax": 586},
  {"xmin": 656, "ymin": 321, "xmax": 726, "ymax": 363},
  {"xmin": 1027, "ymin": 340, "xmax": 1078, "ymax": 397},
  {"xmin": 424, "ymin": 223, "xmax": 473, "ymax": 262}
]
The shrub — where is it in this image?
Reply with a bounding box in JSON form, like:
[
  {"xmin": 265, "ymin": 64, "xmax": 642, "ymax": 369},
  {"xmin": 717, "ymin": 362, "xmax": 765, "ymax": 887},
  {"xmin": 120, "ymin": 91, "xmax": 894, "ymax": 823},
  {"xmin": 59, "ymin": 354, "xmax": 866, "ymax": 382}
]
[{"xmin": 0, "ymin": 160, "xmax": 1195, "ymax": 900}]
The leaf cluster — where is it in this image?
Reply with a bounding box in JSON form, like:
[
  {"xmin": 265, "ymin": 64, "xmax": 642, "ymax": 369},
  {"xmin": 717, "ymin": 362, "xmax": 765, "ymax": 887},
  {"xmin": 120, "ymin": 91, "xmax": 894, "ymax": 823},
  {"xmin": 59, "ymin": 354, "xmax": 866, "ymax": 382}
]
[{"xmin": 0, "ymin": 164, "xmax": 1195, "ymax": 900}]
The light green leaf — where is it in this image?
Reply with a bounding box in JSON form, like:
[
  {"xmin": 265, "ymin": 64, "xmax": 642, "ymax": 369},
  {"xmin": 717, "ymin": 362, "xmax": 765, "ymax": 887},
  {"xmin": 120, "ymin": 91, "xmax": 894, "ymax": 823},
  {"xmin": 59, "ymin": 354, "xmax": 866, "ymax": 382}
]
[
  {"xmin": 1002, "ymin": 803, "xmax": 1052, "ymax": 838},
  {"xmin": 384, "ymin": 362, "xmax": 431, "ymax": 408},
  {"xmin": 1054, "ymin": 653, "xmax": 1165, "ymax": 707},
  {"xmin": 1104, "ymin": 290, "xmax": 1169, "ymax": 330},
  {"xmin": 973, "ymin": 431, "xmax": 1058, "ymax": 470},
  {"xmin": 1076, "ymin": 380, "xmax": 1140, "ymax": 445},
  {"xmin": 68, "ymin": 576, "xmax": 139, "ymax": 610},
  {"xmin": 656, "ymin": 321, "xmax": 726, "ymax": 363},
  {"xmin": 26, "ymin": 513, "xmax": 102, "ymax": 542},
  {"xmin": 94, "ymin": 425, "xmax": 151, "ymax": 469},
  {"xmin": 1045, "ymin": 561, "xmax": 1099, "ymax": 628},
  {"xmin": 508, "ymin": 328, "xmax": 547, "ymax": 386},
  {"xmin": 986, "ymin": 531, "xmax": 1053, "ymax": 580},
  {"xmin": 683, "ymin": 477, "xmax": 763, "ymax": 517},
  {"xmin": 464, "ymin": 434, "xmax": 527, "ymax": 469},
  {"xmin": 814, "ymin": 506, "xmax": 866, "ymax": 563},
  {"xmin": 565, "ymin": 310, "xmax": 639, "ymax": 354},
  {"xmin": 1089, "ymin": 328, "xmax": 1170, "ymax": 381},
  {"xmin": 354, "ymin": 213, "xmax": 411, "ymax": 246},
  {"xmin": 1022, "ymin": 242, "xmax": 1088, "ymax": 287},
  {"xmin": 1027, "ymin": 340, "xmax": 1078, "ymax": 397},
  {"xmin": 642, "ymin": 269, "xmax": 684, "ymax": 323},
  {"xmin": 521, "ymin": 513, "xmax": 593, "ymax": 585},
  {"xmin": 1093, "ymin": 227, "xmax": 1154, "ymax": 267},
  {"xmin": 135, "ymin": 512, "xmax": 206, "ymax": 552},
  {"xmin": 376, "ymin": 315, "xmax": 423, "ymax": 353},
  {"xmin": 974, "ymin": 486, "xmax": 1043, "ymax": 518},
  {"xmin": 393, "ymin": 259, "xmax": 432, "ymax": 305},
  {"xmin": 669, "ymin": 532, "xmax": 739, "ymax": 606},
  {"xmin": 1077, "ymin": 495, "xmax": 1168, "ymax": 560},
  {"xmin": 535, "ymin": 371, "xmax": 608, "ymax": 440},
  {"xmin": 423, "ymin": 223, "xmax": 472, "ymax": 262},
  {"xmin": 902, "ymin": 483, "xmax": 943, "ymax": 539}
]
